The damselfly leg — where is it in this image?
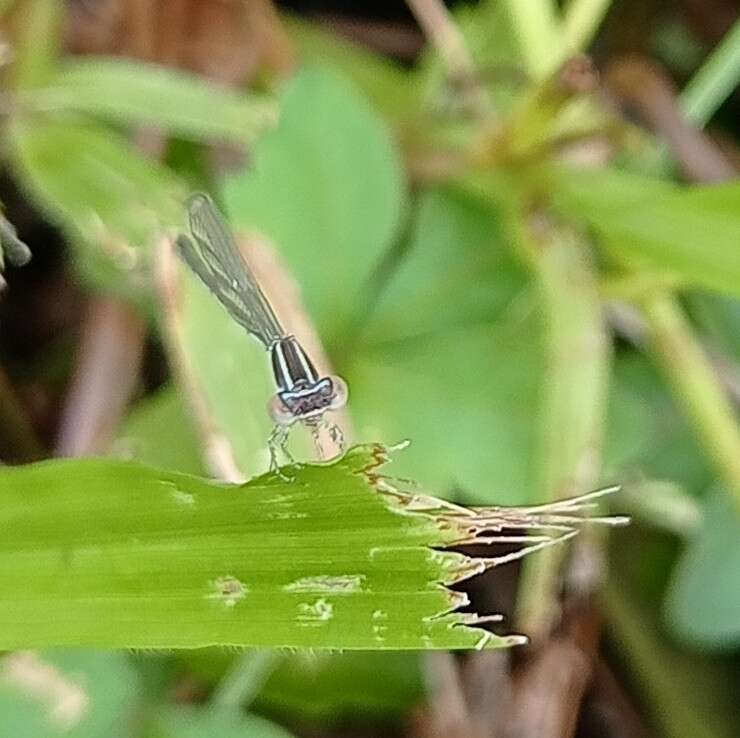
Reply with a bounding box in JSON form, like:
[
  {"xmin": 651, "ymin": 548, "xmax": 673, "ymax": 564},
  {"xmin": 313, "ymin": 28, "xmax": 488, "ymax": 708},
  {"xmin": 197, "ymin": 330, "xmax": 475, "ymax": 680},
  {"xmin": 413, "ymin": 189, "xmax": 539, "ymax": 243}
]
[{"xmin": 268, "ymin": 424, "xmax": 297, "ymax": 480}]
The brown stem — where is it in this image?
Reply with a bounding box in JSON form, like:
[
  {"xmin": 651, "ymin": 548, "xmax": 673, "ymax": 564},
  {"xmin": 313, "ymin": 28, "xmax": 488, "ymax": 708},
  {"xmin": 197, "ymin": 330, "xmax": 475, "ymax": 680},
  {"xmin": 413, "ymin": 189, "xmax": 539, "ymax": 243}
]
[
  {"xmin": 0, "ymin": 367, "xmax": 45, "ymax": 462},
  {"xmin": 55, "ymin": 296, "xmax": 146, "ymax": 457},
  {"xmin": 605, "ymin": 56, "xmax": 735, "ymax": 183}
]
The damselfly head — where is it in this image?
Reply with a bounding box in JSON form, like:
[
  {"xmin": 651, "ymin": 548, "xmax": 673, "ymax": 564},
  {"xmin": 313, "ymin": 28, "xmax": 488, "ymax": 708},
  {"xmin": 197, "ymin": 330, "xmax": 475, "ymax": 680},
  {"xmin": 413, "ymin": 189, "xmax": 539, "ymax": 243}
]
[{"xmin": 268, "ymin": 374, "xmax": 348, "ymax": 427}]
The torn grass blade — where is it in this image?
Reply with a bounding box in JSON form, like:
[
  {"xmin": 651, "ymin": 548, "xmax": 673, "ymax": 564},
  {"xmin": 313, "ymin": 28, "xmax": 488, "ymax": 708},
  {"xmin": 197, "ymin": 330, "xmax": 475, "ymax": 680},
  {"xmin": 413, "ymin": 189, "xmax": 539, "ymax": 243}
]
[{"xmin": 0, "ymin": 445, "xmax": 624, "ymax": 651}]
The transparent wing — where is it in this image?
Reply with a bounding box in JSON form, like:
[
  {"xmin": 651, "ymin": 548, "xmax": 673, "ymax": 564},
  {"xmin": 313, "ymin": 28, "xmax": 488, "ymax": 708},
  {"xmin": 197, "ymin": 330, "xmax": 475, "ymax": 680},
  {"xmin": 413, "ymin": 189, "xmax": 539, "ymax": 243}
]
[{"xmin": 177, "ymin": 193, "xmax": 285, "ymax": 348}]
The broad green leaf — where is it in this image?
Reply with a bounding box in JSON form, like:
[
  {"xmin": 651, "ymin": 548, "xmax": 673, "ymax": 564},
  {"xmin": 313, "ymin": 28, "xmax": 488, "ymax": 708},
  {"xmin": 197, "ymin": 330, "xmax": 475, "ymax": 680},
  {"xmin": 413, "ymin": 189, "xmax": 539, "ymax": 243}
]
[
  {"xmin": 688, "ymin": 292, "xmax": 740, "ymax": 363},
  {"xmin": 149, "ymin": 706, "xmax": 293, "ymax": 738},
  {"xmin": 347, "ymin": 187, "xmax": 538, "ymax": 505},
  {"xmin": 0, "ymin": 650, "xmax": 142, "ymax": 738},
  {"xmin": 114, "ymin": 386, "xmax": 205, "ymax": 476},
  {"xmin": 181, "ymin": 648, "xmax": 422, "ymax": 720},
  {"xmin": 605, "ymin": 578, "xmax": 740, "ymax": 738},
  {"xmin": 25, "ymin": 58, "xmax": 278, "ymax": 144},
  {"xmin": 258, "ymin": 651, "xmax": 423, "ymax": 720},
  {"xmin": 0, "ymin": 445, "xmax": 598, "ymax": 650},
  {"xmin": 9, "ymin": 116, "xmax": 182, "ymax": 301},
  {"xmin": 224, "ymin": 65, "xmax": 406, "ymax": 347},
  {"xmin": 555, "ymin": 170, "xmax": 740, "ymax": 297},
  {"xmin": 362, "ymin": 186, "xmax": 527, "ymax": 344},
  {"xmin": 665, "ymin": 489, "xmax": 740, "ymax": 647},
  {"xmin": 605, "ymin": 352, "xmax": 713, "ymax": 495},
  {"xmin": 349, "ymin": 320, "xmax": 541, "ymax": 505}
]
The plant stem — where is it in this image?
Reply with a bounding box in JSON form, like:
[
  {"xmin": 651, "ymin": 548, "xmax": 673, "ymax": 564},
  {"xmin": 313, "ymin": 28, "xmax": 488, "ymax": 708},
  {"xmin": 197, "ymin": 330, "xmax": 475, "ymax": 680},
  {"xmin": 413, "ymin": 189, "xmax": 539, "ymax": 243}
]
[
  {"xmin": 680, "ymin": 18, "xmax": 740, "ymax": 128},
  {"xmin": 501, "ymin": 0, "xmax": 562, "ymax": 79},
  {"xmin": 0, "ymin": 368, "xmax": 45, "ymax": 462},
  {"xmin": 515, "ymin": 214, "xmax": 610, "ymax": 640},
  {"xmin": 562, "ymin": 0, "xmax": 613, "ymax": 54},
  {"xmin": 405, "ymin": 0, "xmax": 476, "ymax": 81},
  {"xmin": 405, "ymin": 0, "xmax": 491, "ymax": 115},
  {"xmin": 210, "ymin": 650, "xmax": 282, "ymax": 709},
  {"xmin": 12, "ymin": 0, "xmax": 62, "ymax": 89},
  {"xmin": 640, "ymin": 292, "xmax": 740, "ymax": 512}
]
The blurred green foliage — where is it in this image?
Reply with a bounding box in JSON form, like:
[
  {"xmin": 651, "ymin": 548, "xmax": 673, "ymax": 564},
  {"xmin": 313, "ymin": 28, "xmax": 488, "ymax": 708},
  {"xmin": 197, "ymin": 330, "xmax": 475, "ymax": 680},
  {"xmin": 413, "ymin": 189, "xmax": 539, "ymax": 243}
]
[{"xmin": 1, "ymin": 1, "xmax": 739, "ymax": 737}]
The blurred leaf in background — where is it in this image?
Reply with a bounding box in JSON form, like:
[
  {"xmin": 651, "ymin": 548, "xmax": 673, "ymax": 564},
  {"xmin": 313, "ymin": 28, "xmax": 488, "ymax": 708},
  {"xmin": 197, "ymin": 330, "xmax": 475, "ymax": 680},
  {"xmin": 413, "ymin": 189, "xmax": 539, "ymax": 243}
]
[
  {"xmin": 0, "ymin": 0, "xmax": 739, "ymax": 736},
  {"xmin": 224, "ymin": 65, "xmax": 406, "ymax": 349},
  {"xmin": 0, "ymin": 651, "xmax": 142, "ymax": 738}
]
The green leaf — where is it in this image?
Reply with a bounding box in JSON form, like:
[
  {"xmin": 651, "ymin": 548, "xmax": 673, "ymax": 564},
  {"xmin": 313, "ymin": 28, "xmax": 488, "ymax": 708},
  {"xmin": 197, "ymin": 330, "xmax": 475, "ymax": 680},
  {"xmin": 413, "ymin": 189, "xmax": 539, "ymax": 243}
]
[
  {"xmin": 555, "ymin": 169, "xmax": 740, "ymax": 297},
  {"xmin": 224, "ymin": 65, "xmax": 406, "ymax": 347},
  {"xmin": 258, "ymin": 651, "xmax": 423, "ymax": 720},
  {"xmin": 25, "ymin": 58, "xmax": 278, "ymax": 144},
  {"xmin": 114, "ymin": 386, "xmax": 205, "ymax": 476},
  {"xmin": 605, "ymin": 352, "xmax": 713, "ymax": 494},
  {"xmin": 0, "ymin": 446, "xmax": 567, "ymax": 650},
  {"xmin": 362, "ymin": 186, "xmax": 526, "ymax": 344},
  {"xmin": 0, "ymin": 650, "xmax": 142, "ymax": 738},
  {"xmin": 344, "ymin": 185, "xmax": 538, "ymax": 504},
  {"xmin": 688, "ymin": 292, "xmax": 740, "ymax": 363},
  {"xmin": 605, "ymin": 577, "xmax": 740, "ymax": 738},
  {"xmin": 181, "ymin": 647, "xmax": 422, "ymax": 720},
  {"xmin": 149, "ymin": 706, "xmax": 294, "ymax": 738},
  {"xmin": 665, "ymin": 489, "xmax": 740, "ymax": 647},
  {"xmin": 552, "ymin": 165, "xmax": 676, "ymax": 213},
  {"xmin": 349, "ymin": 321, "xmax": 541, "ymax": 505},
  {"xmin": 9, "ymin": 116, "xmax": 182, "ymax": 300}
]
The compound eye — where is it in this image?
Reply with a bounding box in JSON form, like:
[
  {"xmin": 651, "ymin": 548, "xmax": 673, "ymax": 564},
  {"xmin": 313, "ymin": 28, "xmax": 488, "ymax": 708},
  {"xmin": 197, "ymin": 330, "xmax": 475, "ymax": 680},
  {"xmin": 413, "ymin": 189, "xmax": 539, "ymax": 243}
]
[
  {"xmin": 328, "ymin": 375, "xmax": 348, "ymax": 411},
  {"xmin": 320, "ymin": 380, "xmax": 333, "ymax": 397},
  {"xmin": 268, "ymin": 395, "xmax": 295, "ymax": 426}
]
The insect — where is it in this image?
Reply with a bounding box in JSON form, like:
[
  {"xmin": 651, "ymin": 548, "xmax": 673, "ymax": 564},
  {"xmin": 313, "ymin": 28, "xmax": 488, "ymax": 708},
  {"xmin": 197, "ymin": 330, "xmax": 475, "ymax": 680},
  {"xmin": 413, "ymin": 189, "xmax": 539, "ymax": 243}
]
[{"xmin": 176, "ymin": 193, "xmax": 347, "ymax": 471}]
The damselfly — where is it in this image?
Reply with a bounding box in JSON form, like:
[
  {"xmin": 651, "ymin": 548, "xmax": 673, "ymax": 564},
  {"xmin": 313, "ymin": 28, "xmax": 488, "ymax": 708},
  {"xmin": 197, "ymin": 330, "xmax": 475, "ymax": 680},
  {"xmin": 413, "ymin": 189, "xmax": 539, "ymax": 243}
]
[{"xmin": 176, "ymin": 193, "xmax": 348, "ymax": 471}]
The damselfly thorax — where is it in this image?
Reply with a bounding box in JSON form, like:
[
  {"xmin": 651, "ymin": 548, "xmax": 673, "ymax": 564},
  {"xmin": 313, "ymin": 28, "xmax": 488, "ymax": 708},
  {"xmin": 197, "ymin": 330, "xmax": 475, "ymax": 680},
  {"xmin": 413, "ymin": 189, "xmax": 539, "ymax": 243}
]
[{"xmin": 176, "ymin": 193, "xmax": 348, "ymax": 471}]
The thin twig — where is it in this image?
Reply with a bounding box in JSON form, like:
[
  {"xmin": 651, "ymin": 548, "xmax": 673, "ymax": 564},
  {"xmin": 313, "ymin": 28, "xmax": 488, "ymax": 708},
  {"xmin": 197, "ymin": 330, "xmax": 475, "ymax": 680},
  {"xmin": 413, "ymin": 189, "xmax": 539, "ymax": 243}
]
[
  {"xmin": 417, "ymin": 652, "xmax": 479, "ymax": 738},
  {"xmin": 0, "ymin": 367, "xmax": 45, "ymax": 462},
  {"xmin": 405, "ymin": 0, "xmax": 477, "ymax": 82},
  {"xmin": 210, "ymin": 650, "xmax": 281, "ymax": 709},
  {"xmin": 55, "ymin": 296, "xmax": 146, "ymax": 457},
  {"xmin": 405, "ymin": 0, "xmax": 491, "ymax": 115},
  {"xmin": 605, "ymin": 57, "xmax": 735, "ymax": 183}
]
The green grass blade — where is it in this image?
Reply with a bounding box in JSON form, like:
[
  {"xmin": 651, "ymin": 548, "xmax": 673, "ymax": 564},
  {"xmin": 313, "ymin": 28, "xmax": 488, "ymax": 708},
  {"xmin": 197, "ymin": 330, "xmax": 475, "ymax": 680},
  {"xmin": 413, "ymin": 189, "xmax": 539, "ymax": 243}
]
[
  {"xmin": 680, "ymin": 18, "xmax": 740, "ymax": 127},
  {"xmin": 0, "ymin": 445, "xmax": 618, "ymax": 650}
]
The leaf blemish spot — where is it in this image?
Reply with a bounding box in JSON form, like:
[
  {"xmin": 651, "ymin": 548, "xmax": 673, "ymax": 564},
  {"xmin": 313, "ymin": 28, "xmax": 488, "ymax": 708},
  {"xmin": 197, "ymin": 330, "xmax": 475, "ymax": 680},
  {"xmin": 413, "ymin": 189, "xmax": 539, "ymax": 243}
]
[
  {"xmin": 268, "ymin": 511, "xmax": 308, "ymax": 520},
  {"xmin": 284, "ymin": 575, "xmax": 364, "ymax": 593},
  {"xmin": 297, "ymin": 598, "xmax": 334, "ymax": 625},
  {"xmin": 171, "ymin": 488, "xmax": 195, "ymax": 506},
  {"xmin": 207, "ymin": 576, "xmax": 247, "ymax": 607}
]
